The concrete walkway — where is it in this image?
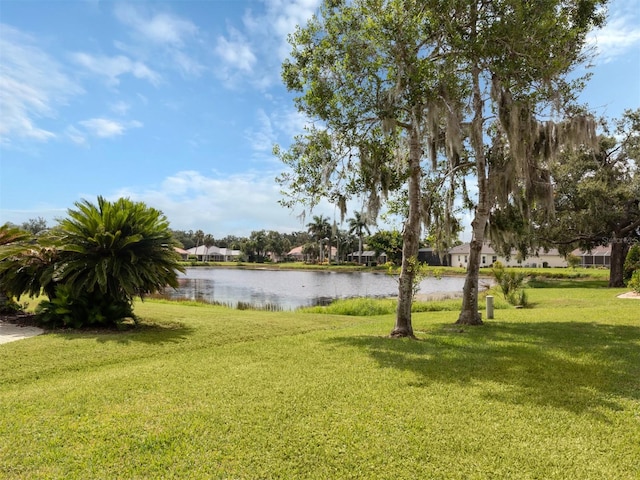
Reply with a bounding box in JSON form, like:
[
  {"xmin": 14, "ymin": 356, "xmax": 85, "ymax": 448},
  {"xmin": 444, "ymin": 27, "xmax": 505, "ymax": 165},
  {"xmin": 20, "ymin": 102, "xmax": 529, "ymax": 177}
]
[{"xmin": 0, "ymin": 321, "xmax": 44, "ymax": 345}]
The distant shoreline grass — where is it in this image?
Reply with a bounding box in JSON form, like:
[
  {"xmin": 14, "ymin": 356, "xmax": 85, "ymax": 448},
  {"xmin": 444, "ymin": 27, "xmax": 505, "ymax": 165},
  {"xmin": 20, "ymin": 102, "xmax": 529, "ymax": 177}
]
[
  {"xmin": 2, "ymin": 281, "xmax": 637, "ymax": 479},
  {"xmin": 181, "ymin": 260, "xmax": 610, "ymax": 279}
]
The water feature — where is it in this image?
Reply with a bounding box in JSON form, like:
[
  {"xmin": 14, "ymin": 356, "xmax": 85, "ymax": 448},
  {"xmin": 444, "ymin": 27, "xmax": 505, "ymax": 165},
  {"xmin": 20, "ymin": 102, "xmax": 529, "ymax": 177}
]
[{"xmin": 161, "ymin": 267, "xmax": 470, "ymax": 310}]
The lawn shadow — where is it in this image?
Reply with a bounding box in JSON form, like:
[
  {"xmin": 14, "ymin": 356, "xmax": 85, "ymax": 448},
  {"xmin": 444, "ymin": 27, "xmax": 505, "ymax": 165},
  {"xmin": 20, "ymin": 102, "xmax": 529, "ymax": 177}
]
[
  {"xmin": 527, "ymin": 279, "xmax": 609, "ymax": 289},
  {"xmin": 327, "ymin": 321, "xmax": 640, "ymax": 415},
  {"xmin": 55, "ymin": 321, "xmax": 196, "ymax": 345}
]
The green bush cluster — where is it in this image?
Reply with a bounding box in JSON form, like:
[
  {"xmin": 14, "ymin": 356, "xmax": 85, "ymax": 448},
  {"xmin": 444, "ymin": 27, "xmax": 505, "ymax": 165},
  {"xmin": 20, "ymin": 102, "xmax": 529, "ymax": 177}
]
[
  {"xmin": 0, "ymin": 197, "xmax": 183, "ymax": 328},
  {"xmin": 628, "ymin": 270, "xmax": 640, "ymax": 293},
  {"xmin": 623, "ymin": 244, "xmax": 640, "ymax": 284}
]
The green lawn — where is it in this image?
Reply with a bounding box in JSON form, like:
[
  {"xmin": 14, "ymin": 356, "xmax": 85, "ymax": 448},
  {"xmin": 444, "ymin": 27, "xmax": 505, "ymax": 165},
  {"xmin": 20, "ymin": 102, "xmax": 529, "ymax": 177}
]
[{"xmin": 1, "ymin": 285, "xmax": 638, "ymax": 479}]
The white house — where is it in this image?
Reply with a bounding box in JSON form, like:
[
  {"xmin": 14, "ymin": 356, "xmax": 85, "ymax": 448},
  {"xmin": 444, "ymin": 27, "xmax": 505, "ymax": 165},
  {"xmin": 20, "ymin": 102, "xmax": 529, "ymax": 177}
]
[
  {"xmin": 187, "ymin": 245, "xmax": 241, "ymax": 262},
  {"xmin": 449, "ymin": 243, "xmax": 568, "ymax": 268}
]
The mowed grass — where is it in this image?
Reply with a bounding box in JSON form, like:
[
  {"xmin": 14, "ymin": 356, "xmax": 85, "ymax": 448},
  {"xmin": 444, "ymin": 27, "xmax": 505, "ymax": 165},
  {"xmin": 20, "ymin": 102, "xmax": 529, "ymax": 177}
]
[{"xmin": 1, "ymin": 286, "xmax": 638, "ymax": 479}]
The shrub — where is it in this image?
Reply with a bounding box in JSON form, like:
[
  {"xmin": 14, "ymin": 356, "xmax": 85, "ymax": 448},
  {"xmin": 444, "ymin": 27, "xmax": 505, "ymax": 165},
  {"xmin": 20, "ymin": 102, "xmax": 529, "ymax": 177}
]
[
  {"xmin": 628, "ymin": 270, "xmax": 640, "ymax": 294},
  {"xmin": 492, "ymin": 261, "xmax": 528, "ymax": 306},
  {"xmin": 623, "ymin": 244, "xmax": 640, "ymax": 284},
  {"xmin": 35, "ymin": 285, "xmax": 136, "ymax": 328}
]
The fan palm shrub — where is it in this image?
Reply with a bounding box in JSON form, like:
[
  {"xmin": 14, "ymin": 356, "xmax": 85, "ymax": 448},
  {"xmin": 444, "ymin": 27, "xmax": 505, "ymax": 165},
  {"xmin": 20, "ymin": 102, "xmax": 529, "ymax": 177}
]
[
  {"xmin": 10, "ymin": 197, "xmax": 184, "ymax": 327},
  {"xmin": 0, "ymin": 224, "xmax": 33, "ymax": 312}
]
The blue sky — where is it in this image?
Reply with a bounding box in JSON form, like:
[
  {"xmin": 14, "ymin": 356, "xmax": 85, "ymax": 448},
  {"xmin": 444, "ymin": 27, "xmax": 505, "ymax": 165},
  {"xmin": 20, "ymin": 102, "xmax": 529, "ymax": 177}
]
[{"xmin": 1, "ymin": 0, "xmax": 639, "ymax": 238}]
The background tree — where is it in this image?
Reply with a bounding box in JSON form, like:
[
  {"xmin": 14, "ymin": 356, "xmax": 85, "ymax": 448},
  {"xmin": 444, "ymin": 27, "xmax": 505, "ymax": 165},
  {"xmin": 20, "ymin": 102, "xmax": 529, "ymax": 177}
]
[
  {"xmin": 367, "ymin": 230, "xmax": 404, "ymax": 266},
  {"xmin": 202, "ymin": 234, "xmax": 216, "ymax": 261},
  {"xmin": 21, "ymin": 217, "xmax": 48, "ymax": 235},
  {"xmin": 0, "ymin": 224, "xmax": 32, "ymax": 310},
  {"xmin": 347, "ymin": 211, "xmax": 372, "ymax": 265},
  {"xmin": 437, "ymin": 0, "xmax": 605, "ymax": 324},
  {"xmin": 278, "ymin": 0, "xmax": 464, "ymax": 337},
  {"xmin": 534, "ymin": 109, "xmax": 640, "ymax": 287},
  {"xmin": 193, "ymin": 229, "xmax": 205, "ymax": 260},
  {"xmin": 306, "ymin": 215, "xmax": 332, "ymax": 262}
]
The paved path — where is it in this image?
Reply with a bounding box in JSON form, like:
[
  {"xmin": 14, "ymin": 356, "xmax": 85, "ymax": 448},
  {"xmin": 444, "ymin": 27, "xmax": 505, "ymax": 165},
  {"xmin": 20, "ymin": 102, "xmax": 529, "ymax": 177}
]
[{"xmin": 0, "ymin": 322, "xmax": 44, "ymax": 344}]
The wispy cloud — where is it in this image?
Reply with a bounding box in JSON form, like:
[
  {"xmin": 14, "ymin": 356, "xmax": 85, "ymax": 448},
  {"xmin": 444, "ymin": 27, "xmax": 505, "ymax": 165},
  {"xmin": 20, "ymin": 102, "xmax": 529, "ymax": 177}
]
[
  {"xmin": 72, "ymin": 52, "xmax": 161, "ymax": 86},
  {"xmin": 215, "ymin": 29, "xmax": 257, "ymax": 75},
  {"xmin": 113, "ymin": 4, "xmax": 205, "ymax": 78},
  {"xmin": 0, "ymin": 24, "xmax": 82, "ymax": 145},
  {"xmin": 78, "ymin": 118, "xmax": 143, "ymax": 138},
  {"xmin": 214, "ymin": 0, "xmax": 321, "ymax": 89},
  {"xmin": 110, "ymin": 100, "xmax": 131, "ymax": 115},
  {"xmin": 115, "ymin": 4, "xmax": 198, "ymax": 46},
  {"xmin": 113, "ymin": 170, "xmax": 318, "ymax": 235},
  {"xmin": 588, "ymin": 0, "xmax": 640, "ymax": 62}
]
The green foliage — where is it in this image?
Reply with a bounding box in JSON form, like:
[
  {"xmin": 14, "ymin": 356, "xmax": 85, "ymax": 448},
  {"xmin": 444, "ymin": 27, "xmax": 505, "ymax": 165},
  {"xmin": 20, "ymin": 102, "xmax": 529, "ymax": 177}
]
[
  {"xmin": 623, "ymin": 243, "xmax": 640, "ymax": 283},
  {"xmin": 1, "ymin": 197, "xmax": 183, "ymax": 328},
  {"xmin": 52, "ymin": 197, "xmax": 182, "ymax": 303},
  {"xmin": 492, "ymin": 261, "xmax": 528, "ymax": 306},
  {"xmin": 35, "ymin": 284, "xmax": 136, "ymax": 328},
  {"xmin": 628, "ymin": 270, "xmax": 640, "ymax": 293},
  {"xmin": 367, "ymin": 230, "xmax": 403, "ymax": 265},
  {"xmin": 566, "ymin": 253, "xmax": 582, "ymax": 269}
]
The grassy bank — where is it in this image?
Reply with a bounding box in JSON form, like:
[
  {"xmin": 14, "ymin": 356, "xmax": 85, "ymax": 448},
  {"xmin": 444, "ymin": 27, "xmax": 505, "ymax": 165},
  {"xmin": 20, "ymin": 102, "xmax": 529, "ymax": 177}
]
[
  {"xmin": 183, "ymin": 260, "xmax": 610, "ymax": 281},
  {"xmin": 1, "ymin": 286, "xmax": 638, "ymax": 478}
]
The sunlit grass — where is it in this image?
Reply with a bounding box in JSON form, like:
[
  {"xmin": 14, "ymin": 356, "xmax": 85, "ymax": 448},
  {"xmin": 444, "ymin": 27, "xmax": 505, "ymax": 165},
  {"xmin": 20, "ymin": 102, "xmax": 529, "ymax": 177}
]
[{"xmin": 1, "ymin": 287, "xmax": 638, "ymax": 479}]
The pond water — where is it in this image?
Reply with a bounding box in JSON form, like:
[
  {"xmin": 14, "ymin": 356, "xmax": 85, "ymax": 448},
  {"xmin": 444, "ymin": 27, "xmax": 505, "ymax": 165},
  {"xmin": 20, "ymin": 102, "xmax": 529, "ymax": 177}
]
[{"xmin": 161, "ymin": 267, "xmax": 470, "ymax": 310}]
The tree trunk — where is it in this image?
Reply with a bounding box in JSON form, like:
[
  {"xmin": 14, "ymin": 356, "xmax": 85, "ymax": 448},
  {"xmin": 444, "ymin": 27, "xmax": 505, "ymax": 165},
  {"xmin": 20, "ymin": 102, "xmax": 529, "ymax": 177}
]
[
  {"xmin": 609, "ymin": 239, "xmax": 629, "ymax": 287},
  {"xmin": 457, "ymin": 237, "xmax": 485, "ymax": 325},
  {"xmin": 456, "ymin": 56, "xmax": 486, "ymax": 326},
  {"xmin": 391, "ymin": 123, "xmax": 421, "ymax": 338}
]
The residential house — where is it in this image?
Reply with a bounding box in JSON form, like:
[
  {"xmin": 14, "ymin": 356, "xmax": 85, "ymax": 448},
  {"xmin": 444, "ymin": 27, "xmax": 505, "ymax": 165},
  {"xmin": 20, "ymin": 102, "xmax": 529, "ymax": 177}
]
[
  {"xmin": 449, "ymin": 243, "xmax": 568, "ymax": 268},
  {"xmin": 187, "ymin": 245, "xmax": 241, "ymax": 262},
  {"xmin": 570, "ymin": 245, "xmax": 611, "ymax": 268},
  {"xmin": 174, "ymin": 247, "xmax": 190, "ymax": 260},
  {"xmin": 346, "ymin": 251, "xmax": 388, "ymax": 266},
  {"xmin": 418, "ymin": 248, "xmax": 450, "ymax": 266}
]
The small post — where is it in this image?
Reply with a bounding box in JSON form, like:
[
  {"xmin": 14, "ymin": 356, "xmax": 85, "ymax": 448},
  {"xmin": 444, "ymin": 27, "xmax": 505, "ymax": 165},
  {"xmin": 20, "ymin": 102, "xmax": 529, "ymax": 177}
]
[{"xmin": 486, "ymin": 295, "xmax": 494, "ymax": 319}]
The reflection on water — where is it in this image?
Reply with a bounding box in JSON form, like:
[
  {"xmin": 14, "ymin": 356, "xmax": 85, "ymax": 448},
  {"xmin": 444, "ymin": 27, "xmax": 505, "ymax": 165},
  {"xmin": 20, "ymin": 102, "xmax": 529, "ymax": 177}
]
[{"xmin": 162, "ymin": 268, "xmax": 468, "ymax": 310}]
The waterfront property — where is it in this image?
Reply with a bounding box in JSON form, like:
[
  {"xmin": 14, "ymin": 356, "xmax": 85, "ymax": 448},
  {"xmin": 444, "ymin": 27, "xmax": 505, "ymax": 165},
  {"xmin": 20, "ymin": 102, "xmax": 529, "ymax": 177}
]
[
  {"xmin": 449, "ymin": 243, "xmax": 568, "ymax": 268},
  {"xmin": 187, "ymin": 245, "xmax": 242, "ymax": 262}
]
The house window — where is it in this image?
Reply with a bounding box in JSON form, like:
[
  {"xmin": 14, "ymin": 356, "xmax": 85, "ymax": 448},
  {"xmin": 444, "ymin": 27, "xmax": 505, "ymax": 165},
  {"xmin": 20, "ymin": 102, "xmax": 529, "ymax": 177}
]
[
  {"xmin": 464, "ymin": 256, "xmax": 468, "ymax": 263},
  {"xmin": 482, "ymin": 256, "xmax": 486, "ymax": 264},
  {"xmin": 492, "ymin": 255, "xmax": 497, "ymax": 263},
  {"xmin": 458, "ymin": 255, "xmax": 461, "ymax": 261}
]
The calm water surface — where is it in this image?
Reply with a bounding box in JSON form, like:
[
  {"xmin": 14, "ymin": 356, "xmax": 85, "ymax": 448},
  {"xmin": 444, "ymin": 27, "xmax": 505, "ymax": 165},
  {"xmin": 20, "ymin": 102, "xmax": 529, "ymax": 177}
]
[{"xmin": 163, "ymin": 267, "xmax": 469, "ymax": 310}]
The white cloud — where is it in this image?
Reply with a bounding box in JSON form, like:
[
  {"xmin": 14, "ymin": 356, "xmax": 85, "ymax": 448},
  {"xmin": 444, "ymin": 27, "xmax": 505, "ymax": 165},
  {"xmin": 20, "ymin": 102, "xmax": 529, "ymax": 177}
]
[
  {"xmin": 114, "ymin": 4, "xmax": 198, "ymax": 46},
  {"xmin": 214, "ymin": 0, "xmax": 321, "ymax": 89},
  {"xmin": 587, "ymin": 0, "xmax": 640, "ymax": 62},
  {"xmin": 215, "ymin": 30, "xmax": 257, "ymax": 74},
  {"xmin": 110, "ymin": 100, "xmax": 131, "ymax": 115},
  {"xmin": 72, "ymin": 52, "xmax": 161, "ymax": 86},
  {"xmin": 246, "ymin": 109, "xmax": 276, "ymax": 153},
  {"xmin": 112, "ymin": 170, "xmax": 333, "ymax": 235},
  {"xmin": 0, "ymin": 24, "xmax": 82, "ymax": 145},
  {"xmin": 78, "ymin": 118, "xmax": 142, "ymax": 138},
  {"xmin": 65, "ymin": 125, "xmax": 88, "ymax": 146},
  {"xmin": 113, "ymin": 4, "xmax": 204, "ymax": 78}
]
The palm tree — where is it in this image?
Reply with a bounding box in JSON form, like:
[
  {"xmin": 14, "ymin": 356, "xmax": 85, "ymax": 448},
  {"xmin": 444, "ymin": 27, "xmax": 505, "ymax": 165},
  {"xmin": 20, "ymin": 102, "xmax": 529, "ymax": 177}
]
[
  {"xmin": 307, "ymin": 215, "xmax": 331, "ymax": 263},
  {"xmin": 0, "ymin": 225, "xmax": 32, "ymax": 310},
  {"xmin": 36, "ymin": 197, "xmax": 184, "ymax": 326},
  {"xmin": 347, "ymin": 212, "xmax": 371, "ymax": 265}
]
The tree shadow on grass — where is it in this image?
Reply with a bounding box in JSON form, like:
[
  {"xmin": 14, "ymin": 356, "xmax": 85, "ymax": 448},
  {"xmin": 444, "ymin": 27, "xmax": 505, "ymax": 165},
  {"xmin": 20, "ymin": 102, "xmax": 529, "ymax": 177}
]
[
  {"xmin": 55, "ymin": 321, "xmax": 196, "ymax": 345},
  {"xmin": 327, "ymin": 321, "xmax": 640, "ymax": 415}
]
